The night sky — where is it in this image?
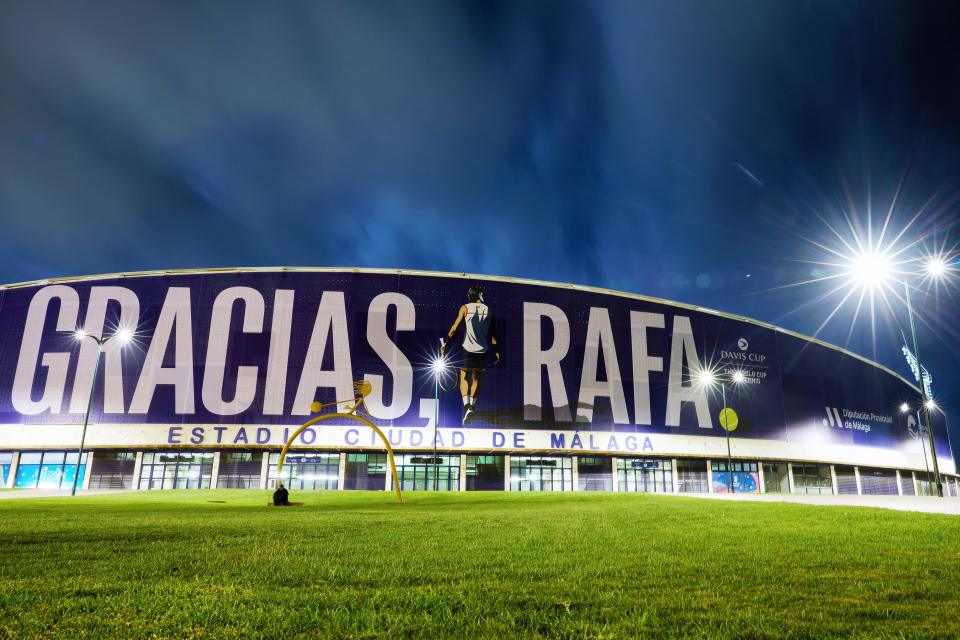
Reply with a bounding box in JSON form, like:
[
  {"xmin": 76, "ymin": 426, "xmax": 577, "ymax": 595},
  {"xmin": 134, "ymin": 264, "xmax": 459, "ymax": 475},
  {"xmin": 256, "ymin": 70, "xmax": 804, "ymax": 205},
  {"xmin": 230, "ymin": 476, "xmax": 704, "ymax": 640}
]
[{"xmin": 1, "ymin": 2, "xmax": 958, "ymax": 462}]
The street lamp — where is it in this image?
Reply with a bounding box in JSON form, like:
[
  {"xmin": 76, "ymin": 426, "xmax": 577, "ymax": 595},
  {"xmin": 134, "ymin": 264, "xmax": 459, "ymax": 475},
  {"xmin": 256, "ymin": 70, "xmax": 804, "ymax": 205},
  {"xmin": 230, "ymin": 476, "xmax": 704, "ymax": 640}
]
[
  {"xmin": 903, "ymin": 264, "xmax": 944, "ymax": 497},
  {"xmin": 70, "ymin": 326, "xmax": 134, "ymax": 495},
  {"xmin": 900, "ymin": 402, "xmax": 931, "ymax": 494},
  {"xmin": 430, "ymin": 354, "xmax": 449, "ymax": 491},
  {"xmin": 921, "ymin": 399, "xmax": 947, "ymax": 495},
  {"xmin": 846, "ymin": 253, "xmax": 952, "ymax": 496},
  {"xmin": 925, "ymin": 257, "xmax": 948, "ymax": 278},
  {"xmin": 696, "ymin": 366, "xmax": 746, "ymax": 494}
]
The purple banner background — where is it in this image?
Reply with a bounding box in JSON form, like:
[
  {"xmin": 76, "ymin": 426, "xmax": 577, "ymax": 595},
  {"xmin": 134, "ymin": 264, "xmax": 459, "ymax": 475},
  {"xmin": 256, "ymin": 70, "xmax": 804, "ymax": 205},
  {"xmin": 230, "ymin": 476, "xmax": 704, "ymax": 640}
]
[{"xmin": 0, "ymin": 271, "xmax": 950, "ymax": 459}]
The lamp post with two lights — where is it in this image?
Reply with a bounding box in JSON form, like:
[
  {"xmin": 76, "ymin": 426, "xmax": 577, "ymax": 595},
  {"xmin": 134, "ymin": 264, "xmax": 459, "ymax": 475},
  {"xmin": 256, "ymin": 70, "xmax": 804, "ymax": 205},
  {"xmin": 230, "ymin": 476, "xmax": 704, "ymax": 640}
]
[
  {"xmin": 696, "ymin": 367, "xmax": 747, "ymax": 493},
  {"xmin": 846, "ymin": 254, "xmax": 952, "ymax": 496},
  {"xmin": 69, "ymin": 326, "xmax": 134, "ymax": 496}
]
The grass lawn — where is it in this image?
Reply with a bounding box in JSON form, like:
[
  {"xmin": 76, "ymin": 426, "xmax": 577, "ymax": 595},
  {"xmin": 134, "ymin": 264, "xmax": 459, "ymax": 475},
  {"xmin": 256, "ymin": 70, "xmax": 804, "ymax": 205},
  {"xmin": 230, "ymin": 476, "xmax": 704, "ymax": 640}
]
[{"xmin": 0, "ymin": 491, "xmax": 958, "ymax": 639}]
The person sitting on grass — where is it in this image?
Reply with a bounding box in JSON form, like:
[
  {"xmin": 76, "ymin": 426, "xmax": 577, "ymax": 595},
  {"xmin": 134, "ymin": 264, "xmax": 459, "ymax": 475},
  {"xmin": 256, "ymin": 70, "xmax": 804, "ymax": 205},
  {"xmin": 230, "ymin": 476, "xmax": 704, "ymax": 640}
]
[{"xmin": 273, "ymin": 484, "xmax": 289, "ymax": 506}]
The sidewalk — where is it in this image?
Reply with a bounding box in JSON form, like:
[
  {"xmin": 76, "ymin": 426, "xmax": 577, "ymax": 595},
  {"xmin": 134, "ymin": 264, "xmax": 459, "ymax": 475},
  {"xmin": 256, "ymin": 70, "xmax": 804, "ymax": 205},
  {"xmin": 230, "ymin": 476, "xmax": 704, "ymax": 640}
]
[
  {"xmin": 685, "ymin": 491, "xmax": 960, "ymax": 515},
  {"xmin": 0, "ymin": 489, "xmax": 135, "ymax": 500}
]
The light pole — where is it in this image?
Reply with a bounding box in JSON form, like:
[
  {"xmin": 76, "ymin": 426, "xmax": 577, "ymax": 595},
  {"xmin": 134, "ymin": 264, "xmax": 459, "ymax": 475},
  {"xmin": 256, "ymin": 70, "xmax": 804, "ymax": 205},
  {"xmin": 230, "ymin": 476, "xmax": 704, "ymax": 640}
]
[
  {"xmin": 917, "ymin": 409, "xmax": 931, "ymax": 494},
  {"xmin": 903, "ymin": 278, "xmax": 943, "ymax": 497},
  {"xmin": 923, "ymin": 400, "xmax": 946, "ymax": 494},
  {"xmin": 70, "ymin": 326, "xmax": 134, "ymax": 496},
  {"xmin": 845, "ymin": 253, "xmax": 952, "ymax": 497},
  {"xmin": 430, "ymin": 352, "xmax": 450, "ymax": 491},
  {"xmin": 696, "ymin": 368, "xmax": 746, "ymax": 493}
]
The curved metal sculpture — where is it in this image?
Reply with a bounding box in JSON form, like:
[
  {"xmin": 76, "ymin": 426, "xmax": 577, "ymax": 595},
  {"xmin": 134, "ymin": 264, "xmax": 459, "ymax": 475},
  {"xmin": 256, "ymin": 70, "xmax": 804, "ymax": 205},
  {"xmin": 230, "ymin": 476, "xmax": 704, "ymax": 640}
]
[{"xmin": 276, "ymin": 380, "xmax": 403, "ymax": 504}]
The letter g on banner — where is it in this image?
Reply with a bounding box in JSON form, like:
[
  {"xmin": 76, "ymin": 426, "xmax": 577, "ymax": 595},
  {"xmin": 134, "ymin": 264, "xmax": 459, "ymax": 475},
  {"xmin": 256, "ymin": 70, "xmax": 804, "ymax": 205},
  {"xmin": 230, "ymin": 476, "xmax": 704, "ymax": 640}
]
[{"xmin": 13, "ymin": 286, "xmax": 80, "ymax": 415}]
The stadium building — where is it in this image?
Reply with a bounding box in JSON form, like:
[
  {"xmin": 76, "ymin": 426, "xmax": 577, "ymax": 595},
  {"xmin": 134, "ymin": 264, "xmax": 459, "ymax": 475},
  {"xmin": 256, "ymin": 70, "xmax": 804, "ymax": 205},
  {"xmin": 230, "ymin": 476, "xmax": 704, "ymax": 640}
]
[{"xmin": 0, "ymin": 268, "xmax": 956, "ymax": 497}]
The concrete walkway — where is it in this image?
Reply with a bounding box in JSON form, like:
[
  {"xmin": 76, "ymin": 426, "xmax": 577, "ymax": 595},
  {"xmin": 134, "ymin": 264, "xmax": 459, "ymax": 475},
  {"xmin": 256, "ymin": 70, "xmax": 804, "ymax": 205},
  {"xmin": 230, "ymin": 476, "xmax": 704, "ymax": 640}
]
[
  {"xmin": 684, "ymin": 492, "xmax": 960, "ymax": 515},
  {"xmin": 0, "ymin": 489, "xmax": 135, "ymax": 499}
]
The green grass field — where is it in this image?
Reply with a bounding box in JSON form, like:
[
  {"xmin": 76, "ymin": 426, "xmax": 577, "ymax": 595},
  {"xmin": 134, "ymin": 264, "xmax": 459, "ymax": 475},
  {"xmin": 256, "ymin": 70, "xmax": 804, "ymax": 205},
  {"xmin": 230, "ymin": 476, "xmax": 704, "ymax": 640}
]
[{"xmin": 1, "ymin": 491, "xmax": 958, "ymax": 639}]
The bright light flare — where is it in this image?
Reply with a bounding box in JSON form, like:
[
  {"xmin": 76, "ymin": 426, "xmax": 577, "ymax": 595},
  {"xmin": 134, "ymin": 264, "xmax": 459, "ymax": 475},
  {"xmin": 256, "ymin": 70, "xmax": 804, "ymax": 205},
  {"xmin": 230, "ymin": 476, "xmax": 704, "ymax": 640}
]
[
  {"xmin": 73, "ymin": 328, "xmax": 87, "ymax": 341},
  {"xmin": 114, "ymin": 326, "xmax": 134, "ymax": 344},
  {"xmin": 775, "ymin": 184, "xmax": 957, "ymax": 362},
  {"xmin": 925, "ymin": 257, "xmax": 949, "ymax": 278},
  {"xmin": 694, "ymin": 368, "xmax": 717, "ymax": 387},
  {"xmin": 925, "ymin": 399, "xmax": 937, "ymax": 410},
  {"xmin": 899, "ymin": 402, "xmax": 910, "ymax": 413},
  {"xmin": 431, "ymin": 356, "xmax": 449, "ymax": 376},
  {"xmin": 731, "ymin": 370, "xmax": 746, "ymax": 385},
  {"xmin": 845, "ymin": 249, "xmax": 894, "ymax": 290}
]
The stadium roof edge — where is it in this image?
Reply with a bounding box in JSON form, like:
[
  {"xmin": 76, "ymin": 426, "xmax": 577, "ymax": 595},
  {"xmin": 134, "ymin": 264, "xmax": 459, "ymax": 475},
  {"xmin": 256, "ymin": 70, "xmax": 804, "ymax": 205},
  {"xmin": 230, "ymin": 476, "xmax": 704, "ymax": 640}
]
[{"xmin": 0, "ymin": 266, "xmax": 920, "ymax": 393}]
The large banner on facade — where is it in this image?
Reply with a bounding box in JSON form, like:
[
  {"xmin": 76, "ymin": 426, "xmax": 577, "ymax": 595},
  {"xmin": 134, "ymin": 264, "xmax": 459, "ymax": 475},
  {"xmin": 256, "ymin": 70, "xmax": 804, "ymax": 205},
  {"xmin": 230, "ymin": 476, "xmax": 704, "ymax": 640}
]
[{"xmin": 0, "ymin": 270, "xmax": 950, "ymax": 462}]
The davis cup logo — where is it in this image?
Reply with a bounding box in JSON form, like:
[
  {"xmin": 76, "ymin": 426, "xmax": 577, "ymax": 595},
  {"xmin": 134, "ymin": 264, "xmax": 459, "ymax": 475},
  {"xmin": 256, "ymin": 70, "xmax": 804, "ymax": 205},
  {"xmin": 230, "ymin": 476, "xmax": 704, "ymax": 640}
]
[{"xmin": 737, "ymin": 338, "xmax": 749, "ymax": 351}]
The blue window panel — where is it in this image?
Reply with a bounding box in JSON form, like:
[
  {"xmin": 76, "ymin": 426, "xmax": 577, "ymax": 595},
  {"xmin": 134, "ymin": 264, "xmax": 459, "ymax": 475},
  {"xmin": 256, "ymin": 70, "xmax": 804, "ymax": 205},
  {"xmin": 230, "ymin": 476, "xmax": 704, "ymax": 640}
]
[
  {"xmin": 15, "ymin": 464, "xmax": 39, "ymax": 488},
  {"xmin": 37, "ymin": 465, "xmax": 64, "ymax": 489},
  {"xmin": 61, "ymin": 464, "xmax": 87, "ymax": 490},
  {"xmin": 1, "ymin": 464, "xmax": 8, "ymax": 486},
  {"xmin": 711, "ymin": 470, "xmax": 760, "ymax": 494}
]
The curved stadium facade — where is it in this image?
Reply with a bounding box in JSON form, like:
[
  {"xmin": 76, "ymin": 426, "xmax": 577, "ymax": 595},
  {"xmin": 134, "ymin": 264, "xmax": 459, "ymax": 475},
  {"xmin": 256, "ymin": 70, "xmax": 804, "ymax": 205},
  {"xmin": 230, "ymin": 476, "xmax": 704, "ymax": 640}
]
[{"xmin": 0, "ymin": 268, "xmax": 955, "ymax": 497}]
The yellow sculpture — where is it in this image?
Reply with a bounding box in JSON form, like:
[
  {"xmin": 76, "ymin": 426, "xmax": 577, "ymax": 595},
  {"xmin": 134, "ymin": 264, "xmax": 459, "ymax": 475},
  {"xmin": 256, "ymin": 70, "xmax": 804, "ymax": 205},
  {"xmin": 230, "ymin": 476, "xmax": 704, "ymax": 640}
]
[{"xmin": 276, "ymin": 380, "xmax": 403, "ymax": 504}]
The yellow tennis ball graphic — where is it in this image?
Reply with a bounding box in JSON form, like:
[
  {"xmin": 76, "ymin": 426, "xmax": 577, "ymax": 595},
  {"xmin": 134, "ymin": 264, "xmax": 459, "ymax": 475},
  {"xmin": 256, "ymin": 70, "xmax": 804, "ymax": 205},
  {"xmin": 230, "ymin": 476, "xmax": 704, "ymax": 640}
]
[{"xmin": 719, "ymin": 408, "xmax": 739, "ymax": 431}]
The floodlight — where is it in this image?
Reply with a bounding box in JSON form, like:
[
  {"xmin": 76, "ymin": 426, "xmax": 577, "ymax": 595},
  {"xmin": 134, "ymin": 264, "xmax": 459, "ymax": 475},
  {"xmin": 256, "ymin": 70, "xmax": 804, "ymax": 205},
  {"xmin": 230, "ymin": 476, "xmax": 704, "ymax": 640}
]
[
  {"xmin": 806, "ymin": 218, "xmax": 948, "ymax": 496},
  {"xmin": 114, "ymin": 326, "xmax": 134, "ymax": 344},
  {"xmin": 925, "ymin": 257, "xmax": 948, "ymax": 278},
  {"xmin": 925, "ymin": 399, "xmax": 936, "ymax": 410},
  {"xmin": 74, "ymin": 328, "xmax": 86, "ymax": 341},
  {"xmin": 900, "ymin": 403, "xmax": 910, "ymax": 413},
  {"xmin": 731, "ymin": 370, "xmax": 746, "ymax": 385},
  {"xmin": 848, "ymin": 250, "xmax": 892, "ymax": 289},
  {"xmin": 695, "ymin": 368, "xmax": 716, "ymax": 386}
]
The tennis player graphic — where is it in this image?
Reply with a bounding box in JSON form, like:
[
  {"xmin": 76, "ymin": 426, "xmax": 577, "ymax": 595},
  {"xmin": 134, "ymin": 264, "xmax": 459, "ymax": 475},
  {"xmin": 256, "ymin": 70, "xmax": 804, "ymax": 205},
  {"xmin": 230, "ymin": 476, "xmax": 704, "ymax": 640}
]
[{"xmin": 440, "ymin": 285, "xmax": 500, "ymax": 425}]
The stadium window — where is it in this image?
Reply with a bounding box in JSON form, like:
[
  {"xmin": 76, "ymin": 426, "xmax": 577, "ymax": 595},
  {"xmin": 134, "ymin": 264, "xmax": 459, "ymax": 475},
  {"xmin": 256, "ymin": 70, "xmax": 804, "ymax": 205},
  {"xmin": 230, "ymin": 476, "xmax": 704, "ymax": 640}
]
[
  {"xmin": 391, "ymin": 453, "xmax": 460, "ymax": 491},
  {"xmin": 88, "ymin": 452, "xmax": 136, "ymax": 489},
  {"xmin": 913, "ymin": 471, "xmax": 936, "ymax": 496},
  {"xmin": 14, "ymin": 453, "xmax": 41, "ymax": 488},
  {"xmin": 577, "ymin": 457, "xmax": 613, "ymax": 491},
  {"xmin": 617, "ymin": 458, "xmax": 672, "ymax": 493},
  {"xmin": 510, "ymin": 456, "xmax": 572, "ymax": 492},
  {"xmin": 676, "ymin": 459, "xmax": 708, "ymax": 493},
  {"xmin": 268, "ymin": 452, "xmax": 338, "ymax": 490},
  {"xmin": 13, "ymin": 451, "xmax": 87, "ymax": 490},
  {"xmin": 791, "ymin": 464, "xmax": 833, "ymax": 495},
  {"xmin": 37, "ymin": 452, "xmax": 65, "ymax": 489},
  {"xmin": 711, "ymin": 460, "xmax": 759, "ymax": 493},
  {"xmin": 762, "ymin": 463, "xmax": 789, "ymax": 494},
  {"xmin": 343, "ymin": 453, "xmax": 387, "ymax": 490},
  {"xmin": 138, "ymin": 451, "xmax": 213, "ymax": 490},
  {"xmin": 465, "ymin": 455, "xmax": 504, "ymax": 491},
  {"xmin": 0, "ymin": 452, "xmax": 11, "ymax": 486},
  {"xmin": 218, "ymin": 452, "xmax": 264, "ymax": 489}
]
